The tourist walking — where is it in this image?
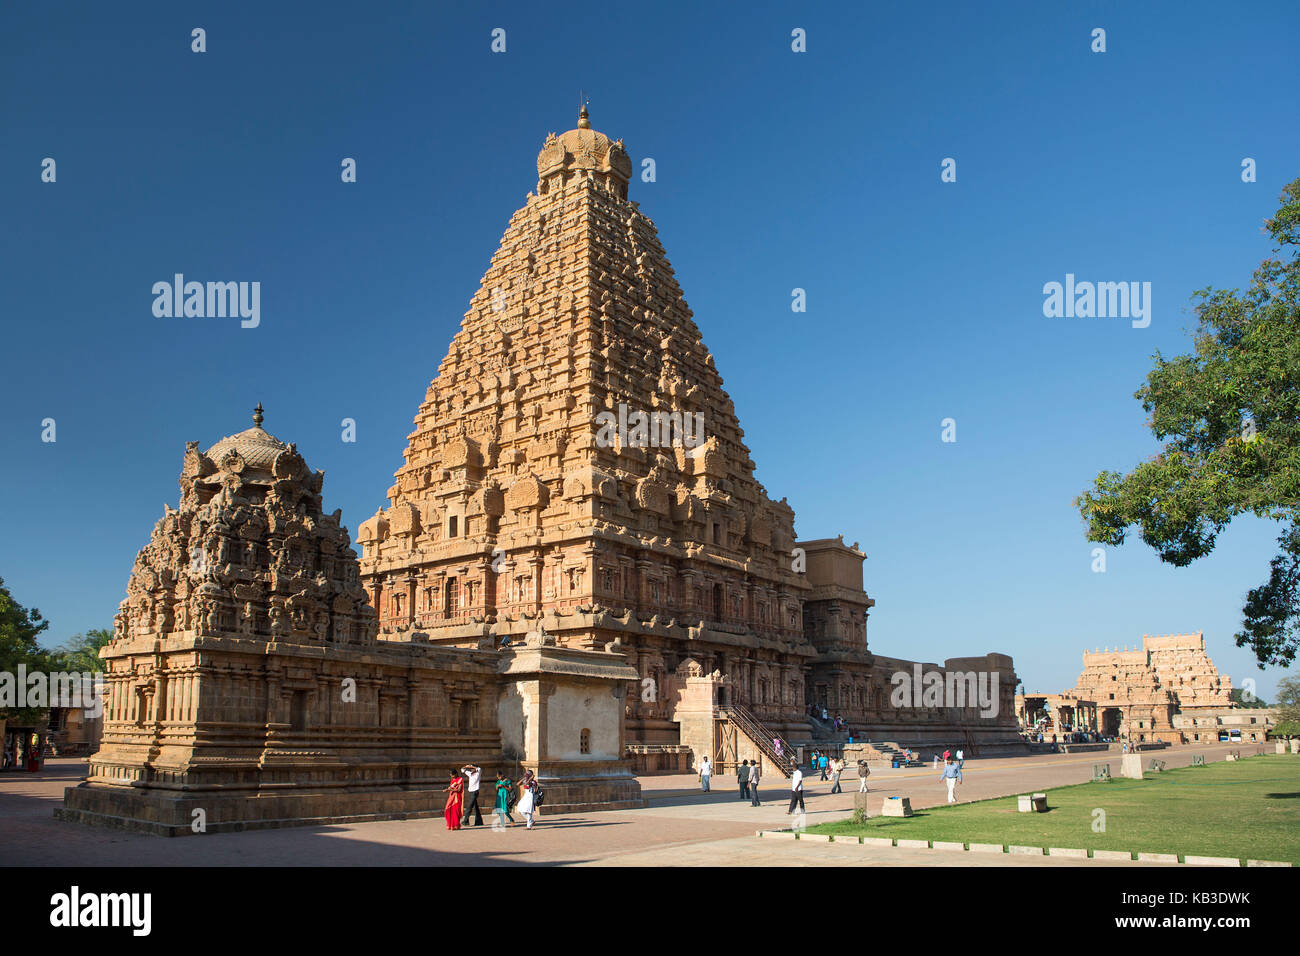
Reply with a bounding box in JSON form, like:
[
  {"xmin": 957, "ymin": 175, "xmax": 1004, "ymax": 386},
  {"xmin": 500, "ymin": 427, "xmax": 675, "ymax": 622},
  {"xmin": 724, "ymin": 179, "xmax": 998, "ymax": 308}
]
[
  {"xmin": 956, "ymin": 748, "xmax": 964, "ymax": 768},
  {"xmin": 939, "ymin": 757, "xmax": 963, "ymax": 804},
  {"xmin": 830, "ymin": 757, "xmax": 844, "ymax": 794},
  {"xmin": 737, "ymin": 759, "xmax": 751, "ymax": 799},
  {"xmin": 787, "ymin": 766, "xmax": 805, "ymax": 814},
  {"xmin": 818, "ymin": 753, "xmax": 829, "ymax": 781},
  {"xmin": 443, "ymin": 771, "xmax": 465, "ymax": 830},
  {"xmin": 857, "ymin": 758, "xmax": 870, "ymax": 792},
  {"xmin": 517, "ymin": 769, "xmax": 539, "ymax": 829},
  {"xmin": 749, "ymin": 761, "xmax": 762, "ymax": 806},
  {"xmin": 460, "ymin": 763, "xmax": 484, "ymax": 826},
  {"xmin": 494, "ymin": 772, "xmax": 515, "ymax": 828},
  {"xmin": 772, "ymin": 737, "xmax": 783, "ymax": 758},
  {"xmin": 699, "ymin": 755, "xmax": 712, "ymax": 791}
]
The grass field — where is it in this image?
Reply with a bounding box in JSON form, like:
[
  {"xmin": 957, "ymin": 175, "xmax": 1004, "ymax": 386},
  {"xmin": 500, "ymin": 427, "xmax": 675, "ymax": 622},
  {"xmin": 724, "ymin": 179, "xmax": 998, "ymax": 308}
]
[{"xmin": 806, "ymin": 754, "xmax": 1300, "ymax": 863}]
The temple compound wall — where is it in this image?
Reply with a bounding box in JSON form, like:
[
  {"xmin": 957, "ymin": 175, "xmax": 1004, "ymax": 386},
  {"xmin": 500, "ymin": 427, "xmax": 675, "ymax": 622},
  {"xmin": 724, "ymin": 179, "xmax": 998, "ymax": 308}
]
[{"xmin": 60, "ymin": 411, "xmax": 641, "ymax": 836}]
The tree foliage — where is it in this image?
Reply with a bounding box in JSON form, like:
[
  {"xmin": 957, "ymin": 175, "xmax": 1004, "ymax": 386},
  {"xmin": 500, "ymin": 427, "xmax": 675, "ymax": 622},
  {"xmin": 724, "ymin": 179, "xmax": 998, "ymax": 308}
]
[
  {"xmin": 1274, "ymin": 676, "xmax": 1300, "ymax": 737},
  {"xmin": 51, "ymin": 628, "xmax": 112, "ymax": 674},
  {"xmin": 0, "ymin": 576, "xmax": 54, "ymax": 724},
  {"xmin": 1078, "ymin": 179, "xmax": 1300, "ymax": 666},
  {"xmin": 1230, "ymin": 687, "xmax": 1269, "ymax": 708}
]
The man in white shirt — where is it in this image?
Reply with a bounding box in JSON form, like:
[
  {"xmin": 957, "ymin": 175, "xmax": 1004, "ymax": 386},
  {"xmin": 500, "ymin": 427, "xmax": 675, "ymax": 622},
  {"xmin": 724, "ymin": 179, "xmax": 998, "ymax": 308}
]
[
  {"xmin": 787, "ymin": 766, "xmax": 805, "ymax": 813},
  {"xmin": 699, "ymin": 755, "xmax": 712, "ymax": 791},
  {"xmin": 461, "ymin": 764, "xmax": 484, "ymax": 826},
  {"xmin": 956, "ymin": 748, "xmax": 964, "ymax": 767}
]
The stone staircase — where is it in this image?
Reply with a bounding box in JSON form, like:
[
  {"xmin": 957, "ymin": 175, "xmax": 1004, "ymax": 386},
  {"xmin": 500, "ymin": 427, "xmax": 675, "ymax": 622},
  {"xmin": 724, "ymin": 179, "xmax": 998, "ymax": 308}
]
[
  {"xmin": 840, "ymin": 740, "xmax": 921, "ymax": 767},
  {"xmin": 719, "ymin": 703, "xmax": 799, "ymax": 778}
]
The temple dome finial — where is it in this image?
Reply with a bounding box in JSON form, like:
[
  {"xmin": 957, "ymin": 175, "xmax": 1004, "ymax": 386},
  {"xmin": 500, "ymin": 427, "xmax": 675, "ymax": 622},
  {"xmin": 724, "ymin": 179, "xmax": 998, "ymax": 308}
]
[
  {"xmin": 253, "ymin": 402, "xmax": 264, "ymax": 427},
  {"xmin": 536, "ymin": 105, "xmax": 631, "ymax": 195}
]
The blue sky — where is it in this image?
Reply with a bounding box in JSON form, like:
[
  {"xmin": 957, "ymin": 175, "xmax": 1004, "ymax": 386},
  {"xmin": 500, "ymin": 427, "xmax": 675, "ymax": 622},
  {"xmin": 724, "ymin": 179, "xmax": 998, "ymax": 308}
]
[{"xmin": 2, "ymin": 1, "xmax": 1298, "ymax": 700}]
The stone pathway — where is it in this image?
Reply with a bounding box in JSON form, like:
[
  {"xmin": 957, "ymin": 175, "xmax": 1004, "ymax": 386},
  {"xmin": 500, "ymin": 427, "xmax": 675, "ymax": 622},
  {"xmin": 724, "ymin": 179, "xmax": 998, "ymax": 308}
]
[{"xmin": 0, "ymin": 743, "xmax": 1245, "ymax": 866}]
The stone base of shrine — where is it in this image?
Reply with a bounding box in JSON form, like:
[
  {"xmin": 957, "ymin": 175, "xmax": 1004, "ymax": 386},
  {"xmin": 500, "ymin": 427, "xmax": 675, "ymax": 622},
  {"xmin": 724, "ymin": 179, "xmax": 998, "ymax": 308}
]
[
  {"xmin": 57, "ymin": 781, "xmax": 457, "ymax": 836},
  {"xmin": 529, "ymin": 759, "xmax": 646, "ymax": 813},
  {"xmin": 58, "ymin": 764, "xmax": 645, "ymax": 836}
]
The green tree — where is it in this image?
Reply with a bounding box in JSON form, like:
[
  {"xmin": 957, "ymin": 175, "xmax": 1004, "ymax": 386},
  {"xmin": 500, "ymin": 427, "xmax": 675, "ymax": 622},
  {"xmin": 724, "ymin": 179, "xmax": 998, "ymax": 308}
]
[
  {"xmin": 1231, "ymin": 687, "xmax": 1270, "ymax": 708},
  {"xmin": 51, "ymin": 628, "xmax": 113, "ymax": 673},
  {"xmin": 1078, "ymin": 178, "xmax": 1300, "ymax": 667},
  {"xmin": 0, "ymin": 576, "xmax": 54, "ymax": 725},
  {"xmin": 1274, "ymin": 675, "xmax": 1300, "ymax": 738}
]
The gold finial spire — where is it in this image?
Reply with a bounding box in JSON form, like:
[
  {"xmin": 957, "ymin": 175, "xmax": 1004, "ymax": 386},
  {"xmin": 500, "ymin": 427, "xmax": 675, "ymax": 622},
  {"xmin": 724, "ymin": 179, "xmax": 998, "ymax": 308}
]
[
  {"xmin": 578, "ymin": 94, "xmax": 590, "ymax": 129},
  {"xmin": 253, "ymin": 402, "xmax": 264, "ymax": 428}
]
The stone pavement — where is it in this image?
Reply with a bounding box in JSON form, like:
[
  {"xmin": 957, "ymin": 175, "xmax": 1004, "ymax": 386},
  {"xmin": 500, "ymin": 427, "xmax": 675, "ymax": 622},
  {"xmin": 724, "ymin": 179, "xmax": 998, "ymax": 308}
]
[{"xmin": 0, "ymin": 743, "xmax": 1243, "ymax": 866}]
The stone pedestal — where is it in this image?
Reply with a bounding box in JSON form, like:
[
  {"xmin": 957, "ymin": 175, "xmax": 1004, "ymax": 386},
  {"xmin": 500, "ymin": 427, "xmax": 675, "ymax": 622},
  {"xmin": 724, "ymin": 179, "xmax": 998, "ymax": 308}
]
[
  {"xmin": 881, "ymin": 796, "xmax": 913, "ymax": 817},
  {"xmin": 1276, "ymin": 741, "xmax": 1287, "ymax": 754},
  {"xmin": 852, "ymin": 791, "xmax": 870, "ymax": 822},
  {"xmin": 1017, "ymin": 793, "xmax": 1048, "ymax": 812},
  {"xmin": 1291, "ymin": 739, "xmax": 1299, "ymax": 754},
  {"xmin": 1120, "ymin": 753, "xmax": 1144, "ymax": 779}
]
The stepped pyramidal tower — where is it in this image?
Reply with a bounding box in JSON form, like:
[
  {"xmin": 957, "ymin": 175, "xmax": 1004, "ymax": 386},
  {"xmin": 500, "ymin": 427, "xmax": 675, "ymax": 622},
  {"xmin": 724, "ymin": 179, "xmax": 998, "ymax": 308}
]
[{"xmin": 359, "ymin": 106, "xmax": 1022, "ymax": 763}]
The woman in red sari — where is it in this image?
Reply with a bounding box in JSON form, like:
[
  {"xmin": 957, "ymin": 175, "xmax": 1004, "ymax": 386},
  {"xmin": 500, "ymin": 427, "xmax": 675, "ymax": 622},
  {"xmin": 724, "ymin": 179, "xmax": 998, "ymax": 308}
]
[{"xmin": 444, "ymin": 771, "xmax": 465, "ymax": 830}]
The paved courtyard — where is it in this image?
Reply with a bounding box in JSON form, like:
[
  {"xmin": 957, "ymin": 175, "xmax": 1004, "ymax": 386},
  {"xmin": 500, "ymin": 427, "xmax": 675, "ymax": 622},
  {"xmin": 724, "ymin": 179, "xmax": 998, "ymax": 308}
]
[{"xmin": 0, "ymin": 743, "xmax": 1246, "ymax": 866}]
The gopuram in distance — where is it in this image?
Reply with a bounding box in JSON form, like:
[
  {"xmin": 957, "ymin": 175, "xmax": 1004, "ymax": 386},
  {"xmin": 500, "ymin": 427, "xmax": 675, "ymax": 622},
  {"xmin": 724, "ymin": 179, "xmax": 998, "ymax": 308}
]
[{"xmin": 61, "ymin": 107, "xmax": 1020, "ymax": 835}]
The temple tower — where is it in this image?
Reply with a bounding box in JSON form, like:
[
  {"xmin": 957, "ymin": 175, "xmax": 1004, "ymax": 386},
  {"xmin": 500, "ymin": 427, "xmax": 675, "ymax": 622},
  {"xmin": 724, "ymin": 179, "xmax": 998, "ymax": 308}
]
[{"xmin": 358, "ymin": 107, "xmax": 819, "ymax": 747}]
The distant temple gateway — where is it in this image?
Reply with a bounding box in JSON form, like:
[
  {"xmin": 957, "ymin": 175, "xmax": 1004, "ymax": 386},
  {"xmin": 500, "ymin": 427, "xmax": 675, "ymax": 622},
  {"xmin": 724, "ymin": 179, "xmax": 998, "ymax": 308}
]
[
  {"xmin": 1018, "ymin": 632, "xmax": 1235, "ymax": 743},
  {"xmin": 61, "ymin": 108, "xmax": 1020, "ymax": 834}
]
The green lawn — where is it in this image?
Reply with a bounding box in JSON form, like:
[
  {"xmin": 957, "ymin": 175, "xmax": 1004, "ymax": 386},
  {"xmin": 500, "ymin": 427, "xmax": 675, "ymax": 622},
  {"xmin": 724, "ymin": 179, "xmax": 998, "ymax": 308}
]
[{"xmin": 806, "ymin": 754, "xmax": 1300, "ymax": 863}]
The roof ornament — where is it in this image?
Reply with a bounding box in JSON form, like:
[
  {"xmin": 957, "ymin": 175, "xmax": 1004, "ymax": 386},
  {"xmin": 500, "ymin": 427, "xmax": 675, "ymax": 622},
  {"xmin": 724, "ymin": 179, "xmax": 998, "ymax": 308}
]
[
  {"xmin": 253, "ymin": 402, "xmax": 264, "ymax": 428},
  {"xmin": 578, "ymin": 92, "xmax": 590, "ymax": 129}
]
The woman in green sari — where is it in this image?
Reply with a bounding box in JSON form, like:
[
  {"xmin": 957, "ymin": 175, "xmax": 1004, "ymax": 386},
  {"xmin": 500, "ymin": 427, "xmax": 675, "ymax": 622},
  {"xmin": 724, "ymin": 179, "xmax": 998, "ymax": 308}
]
[{"xmin": 494, "ymin": 772, "xmax": 516, "ymax": 827}]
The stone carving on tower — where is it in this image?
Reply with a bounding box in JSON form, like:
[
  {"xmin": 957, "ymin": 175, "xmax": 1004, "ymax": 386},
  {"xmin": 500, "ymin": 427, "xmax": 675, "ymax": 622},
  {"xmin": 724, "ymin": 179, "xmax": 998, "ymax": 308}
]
[{"xmin": 112, "ymin": 404, "xmax": 377, "ymax": 651}]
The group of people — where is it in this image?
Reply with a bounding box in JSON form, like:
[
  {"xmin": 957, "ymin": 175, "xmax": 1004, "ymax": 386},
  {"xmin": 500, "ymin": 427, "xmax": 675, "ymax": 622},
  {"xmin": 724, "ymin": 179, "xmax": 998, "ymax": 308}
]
[
  {"xmin": 702, "ymin": 742, "xmax": 973, "ymax": 815},
  {"xmin": 442, "ymin": 764, "xmax": 542, "ymax": 831},
  {"xmin": 735, "ymin": 759, "xmax": 763, "ymax": 805},
  {"xmin": 696, "ymin": 749, "xmax": 877, "ymax": 817},
  {"xmin": 786, "ymin": 757, "xmax": 869, "ymax": 813},
  {"xmin": 931, "ymin": 748, "xmax": 965, "ymax": 769}
]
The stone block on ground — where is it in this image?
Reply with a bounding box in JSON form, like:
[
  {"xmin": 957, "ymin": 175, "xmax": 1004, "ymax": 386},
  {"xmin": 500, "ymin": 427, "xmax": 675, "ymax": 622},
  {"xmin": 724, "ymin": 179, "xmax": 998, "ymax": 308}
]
[
  {"xmin": 881, "ymin": 796, "xmax": 913, "ymax": 817},
  {"xmin": 1048, "ymin": 847, "xmax": 1088, "ymax": 858},
  {"xmin": 1093, "ymin": 849, "xmax": 1135, "ymax": 861},
  {"xmin": 1120, "ymin": 753, "xmax": 1144, "ymax": 779}
]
